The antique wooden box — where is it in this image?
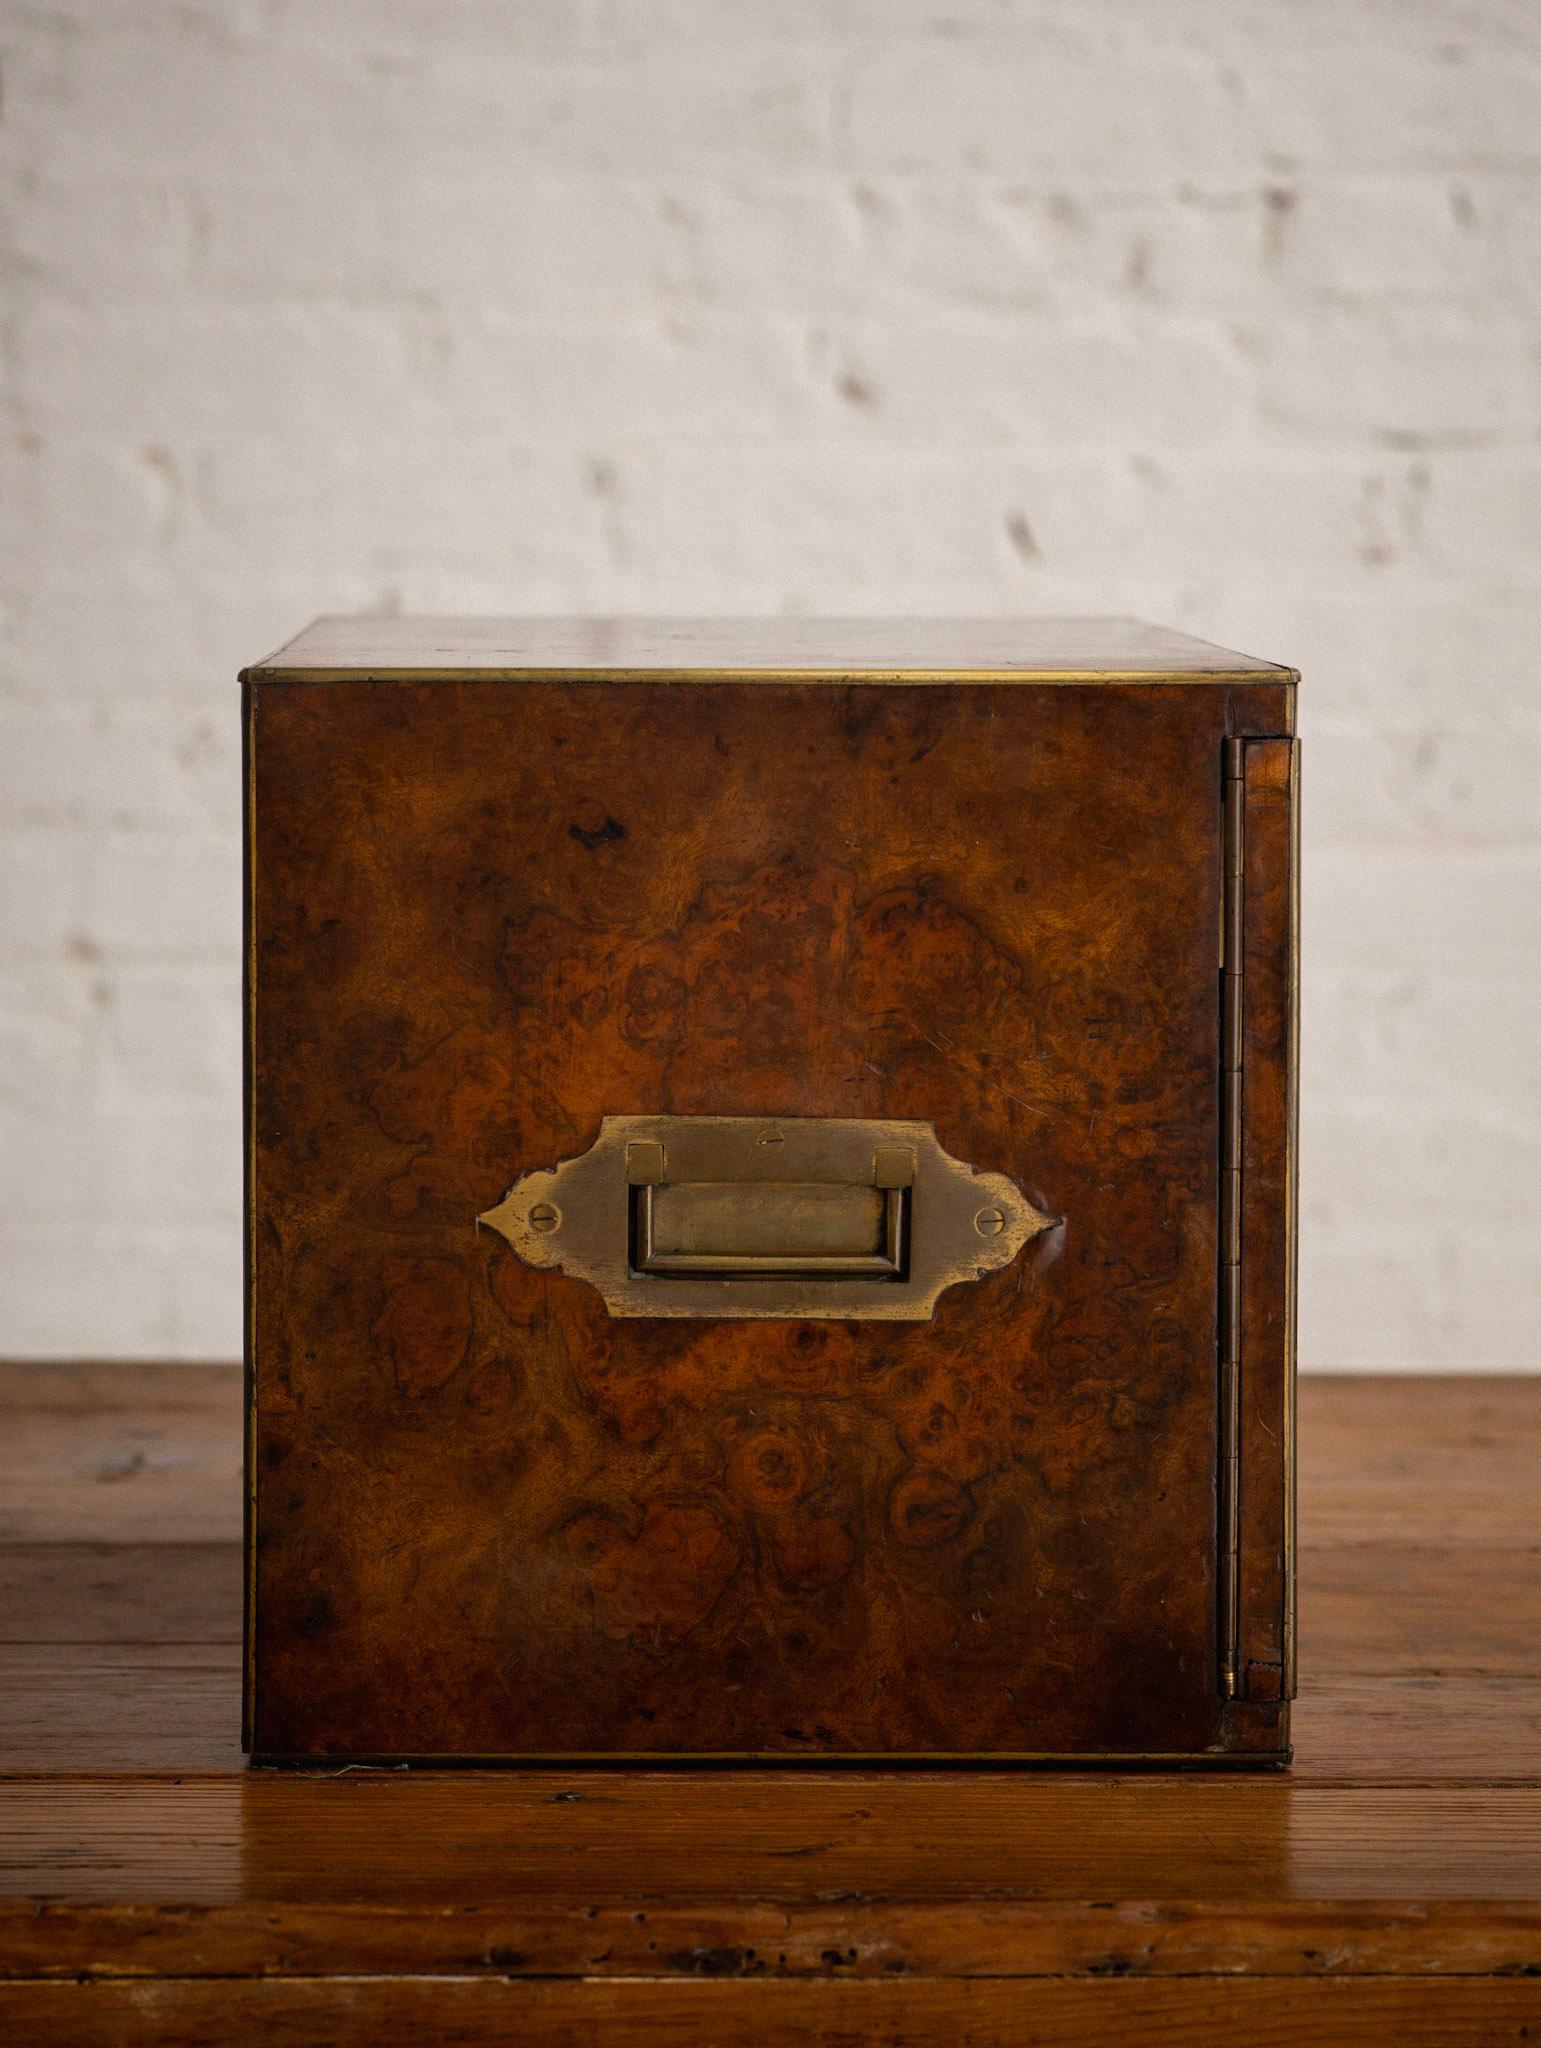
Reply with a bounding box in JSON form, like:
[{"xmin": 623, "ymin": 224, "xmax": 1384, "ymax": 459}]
[{"xmin": 244, "ymin": 618, "xmax": 1298, "ymax": 1765}]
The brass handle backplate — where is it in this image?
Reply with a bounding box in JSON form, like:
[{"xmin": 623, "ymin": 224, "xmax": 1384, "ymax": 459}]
[{"xmin": 479, "ymin": 1115, "xmax": 1056, "ymax": 1321}]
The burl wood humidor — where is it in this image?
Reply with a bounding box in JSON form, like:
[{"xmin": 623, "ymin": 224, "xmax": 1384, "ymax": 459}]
[{"xmin": 244, "ymin": 618, "xmax": 1299, "ymax": 1765}]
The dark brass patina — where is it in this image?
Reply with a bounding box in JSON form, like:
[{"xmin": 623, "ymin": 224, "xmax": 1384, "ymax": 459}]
[{"xmin": 479, "ymin": 1115, "xmax": 1055, "ymax": 1320}]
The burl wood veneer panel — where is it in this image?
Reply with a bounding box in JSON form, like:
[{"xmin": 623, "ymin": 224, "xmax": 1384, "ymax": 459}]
[{"xmin": 249, "ymin": 677, "xmax": 1290, "ymax": 1758}]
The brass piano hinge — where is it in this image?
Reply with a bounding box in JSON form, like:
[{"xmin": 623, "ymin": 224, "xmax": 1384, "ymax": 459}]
[{"xmin": 1218, "ymin": 736, "xmax": 1245, "ymax": 1700}]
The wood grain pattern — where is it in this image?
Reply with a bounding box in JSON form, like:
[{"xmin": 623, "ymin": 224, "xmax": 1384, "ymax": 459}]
[
  {"xmin": 0, "ymin": 1545, "xmax": 242, "ymax": 1644},
  {"xmin": 1288, "ymin": 1676, "xmax": 1541, "ymax": 1782},
  {"xmin": 6, "ymin": 1887, "xmax": 1539, "ymax": 1985},
  {"xmin": 0, "ymin": 1363, "xmax": 240, "ymax": 1544},
  {"xmin": 2, "ymin": 1975, "xmax": 1538, "ymax": 2047},
  {"xmin": 0, "ymin": 1370, "xmax": 1536, "ymax": 2041},
  {"xmin": 3, "ymin": 1774, "xmax": 1539, "ymax": 1904},
  {"xmin": 1298, "ymin": 1548, "xmax": 1541, "ymax": 1675},
  {"xmin": 0, "ymin": 1645, "xmax": 243, "ymax": 1770},
  {"xmin": 4, "ymin": 1648, "xmax": 1537, "ymax": 1783},
  {"xmin": 1298, "ymin": 1375, "xmax": 1541, "ymax": 1545},
  {"xmin": 250, "ymin": 671, "xmax": 1294, "ymax": 1761},
  {"xmin": 13, "ymin": 1370, "xmax": 1530, "ymax": 1556},
  {"xmin": 6, "ymin": 1646, "xmax": 1532, "ymax": 1777}
]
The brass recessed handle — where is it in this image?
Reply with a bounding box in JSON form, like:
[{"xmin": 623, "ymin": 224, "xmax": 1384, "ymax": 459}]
[
  {"xmin": 479, "ymin": 1116, "xmax": 1056, "ymax": 1322},
  {"xmin": 631, "ymin": 1171, "xmax": 908, "ymax": 1282}
]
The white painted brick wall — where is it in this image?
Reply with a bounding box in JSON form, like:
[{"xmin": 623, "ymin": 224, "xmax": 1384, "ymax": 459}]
[{"xmin": 2, "ymin": 0, "xmax": 1538, "ymax": 1369}]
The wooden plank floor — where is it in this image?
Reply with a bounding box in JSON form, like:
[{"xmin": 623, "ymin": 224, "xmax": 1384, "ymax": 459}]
[{"xmin": 0, "ymin": 1366, "xmax": 1537, "ymax": 2045}]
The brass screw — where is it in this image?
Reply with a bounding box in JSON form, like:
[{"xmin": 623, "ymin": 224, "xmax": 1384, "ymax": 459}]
[
  {"xmin": 529, "ymin": 1202, "xmax": 560, "ymax": 1234},
  {"xmin": 974, "ymin": 1206, "xmax": 1006, "ymax": 1237}
]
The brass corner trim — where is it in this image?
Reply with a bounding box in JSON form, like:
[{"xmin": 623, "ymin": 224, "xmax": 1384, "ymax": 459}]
[{"xmin": 480, "ymin": 1114, "xmax": 1057, "ymax": 1321}]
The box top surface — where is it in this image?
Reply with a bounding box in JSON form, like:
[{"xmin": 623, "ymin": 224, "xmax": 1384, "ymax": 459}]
[{"xmin": 247, "ymin": 615, "xmax": 1295, "ymax": 683}]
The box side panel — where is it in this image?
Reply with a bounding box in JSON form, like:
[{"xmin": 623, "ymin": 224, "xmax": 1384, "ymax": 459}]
[
  {"xmin": 250, "ymin": 679, "xmax": 1249, "ymax": 1759},
  {"xmin": 1235, "ymin": 738, "xmax": 1299, "ymax": 1703}
]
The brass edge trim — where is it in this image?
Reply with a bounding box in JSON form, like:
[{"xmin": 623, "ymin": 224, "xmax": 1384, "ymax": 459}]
[
  {"xmin": 249, "ymin": 1742, "xmax": 1291, "ymax": 1769},
  {"xmin": 1217, "ymin": 737, "xmax": 1244, "ymax": 1701},
  {"xmin": 1284, "ymin": 736, "xmax": 1302, "ymax": 1698},
  {"xmin": 241, "ymin": 665, "xmax": 1302, "ymax": 688},
  {"xmin": 241, "ymin": 675, "xmax": 258, "ymax": 1754}
]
